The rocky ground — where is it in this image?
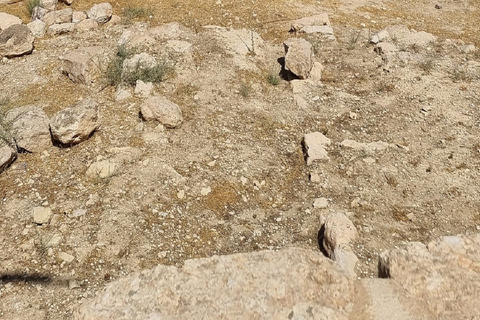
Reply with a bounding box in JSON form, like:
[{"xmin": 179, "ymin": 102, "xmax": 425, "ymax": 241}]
[{"xmin": 0, "ymin": 0, "xmax": 479, "ymax": 318}]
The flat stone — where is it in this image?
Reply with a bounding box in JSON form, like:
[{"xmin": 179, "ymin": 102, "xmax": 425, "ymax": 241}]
[
  {"xmin": 313, "ymin": 197, "xmax": 329, "ymax": 209},
  {"xmin": 0, "ymin": 13, "xmax": 22, "ymax": 31},
  {"xmin": 42, "ymin": 8, "xmax": 73, "ymax": 26},
  {"xmin": 27, "ymin": 19, "xmax": 46, "ymax": 38},
  {"xmin": 302, "ymin": 132, "xmax": 331, "ymax": 165},
  {"xmin": 0, "ymin": 25, "xmax": 34, "ymax": 59},
  {"xmin": 86, "ymin": 160, "xmax": 117, "ymax": 179},
  {"xmin": 74, "ymin": 19, "xmax": 98, "ymax": 31},
  {"xmin": 61, "ymin": 46, "xmax": 105, "ymax": 84},
  {"xmin": 87, "ymin": 3, "xmax": 112, "ymax": 24},
  {"xmin": 33, "ymin": 206, "xmax": 53, "ymax": 224},
  {"xmin": 47, "ymin": 23, "xmax": 75, "ymax": 36},
  {"xmin": 140, "ymin": 96, "xmax": 183, "ymax": 128},
  {"xmin": 58, "ymin": 251, "xmax": 75, "ymax": 262},
  {"xmin": 283, "ymin": 38, "xmax": 313, "ymax": 79}
]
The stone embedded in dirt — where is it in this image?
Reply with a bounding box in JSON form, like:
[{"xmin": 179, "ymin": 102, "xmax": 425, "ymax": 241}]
[
  {"xmin": 302, "ymin": 132, "xmax": 331, "ymax": 165},
  {"xmin": 106, "ymin": 14, "xmax": 121, "ymax": 26},
  {"xmin": 31, "ymin": 6, "xmax": 48, "ymax": 21},
  {"xmin": 150, "ymin": 22, "xmax": 187, "ymax": 40},
  {"xmin": 87, "ymin": 3, "xmax": 113, "ymax": 24},
  {"xmin": 72, "ymin": 11, "xmax": 87, "ymax": 24},
  {"xmin": 39, "ymin": 0, "xmax": 58, "ymax": 11},
  {"xmin": 27, "ymin": 20, "xmax": 46, "ymax": 38},
  {"xmin": 140, "ymin": 96, "xmax": 183, "ymax": 128},
  {"xmin": 0, "ymin": 25, "xmax": 35, "ymax": 59},
  {"xmin": 114, "ymin": 86, "xmax": 132, "ymax": 101},
  {"xmin": 340, "ymin": 139, "xmax": 391, "ymax": 154},
  {"xmin": 379, "ymin": 234, "xmax": 480, "ymax": 318},
  {"xmin": 386, "ymin": 25, "xmax": 437, "ymax": 47},
  {"xmin": 134, "ymin": 80, "xmax": 153, "ymax": 97},
  {"xmin": 370, "ymin": 29, "xmax": 390, "ymax": 44},
  {"xmin": 5, "ymin": 105, "xmax": 51, "ymax": 153},
  {"xmin": 0, "ymin": 12, "xmax": 22, "ymax": 31},
  {"xmin": 50, "ymin": 98, "xmax": 100, "ymax": 146},
  {"xmin": 58, "ymin": 251, "xmax": 75, "ymax": 262},
  {"xmin": 310, "ymin": 61, "xmax": 324, "ymax": 82},
  {"xmin": 313, "ymin": 197, "xmax": 329, "ymax": 209},
  {"xmin": 68, "ymin": 209, "xmax": 87, "ymax": 218},
  {"xmin": 47, "ymin": 22, "xmax": 75, "ymax": 35},
  {"xmin": 72, "ymin": 248, "xmax": 355, "ymax": 320},
  {"xmin": 33, "ymin": 206, "xmax": 53, "ymax": 224},
  {"xmin": 42, "ymin": 8, "xmax": 73, "ymax": 26},
  {"xmin": 290, "ymin": 13, "xmax": 331, "ymax": 32},
  {"xmin": 0, "ymin": 134, "xmax": 17, "ymax": 173},
  {"xmin": 321, "ymin": 212, "xmax": 358, "ymax": 258},
  {"xmin": 298, "ymin": 25, "xmax": 334, "ymax": 36},
  {"xmin": 118, "ymin": 25, "xmax": 155, "ymax": 49},
  {"xmin": 283, "ymin": 38, "xmax": 313, "ymax": 79},
  {"xmin": 121, "ymin": 52, "xmax": 157, "ymax": 82},
  {"xmin": 374, "ymin": 42, "xmax": 398, "ymax": 55},
  {"xmin": 309, "ymin": 171, "xmax": 321, "ymax": 183},
  {"xmin": 61, "ymin": 46, "xmax": 105, "ymax": 84},
  {"xmin": 86, "ymin": 160, "xmax": 117, "ymax": 179},
  {"xmin": 74, "ymin": 19, "xmax": 99, "ymax": 31}
]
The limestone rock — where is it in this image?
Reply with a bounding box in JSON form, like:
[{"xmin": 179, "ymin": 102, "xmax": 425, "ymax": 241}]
[
  {"xmin": 39, "ymin": 0, "xmax": 57, "ymax": 11},
  {"xmin": 374, "ymin": 42, "xmax": 398, "ymax": 55},
  {"xmin": 0, "ymin": 25, "xmax": 34, "ymax": 59},
  {"xmin": 140, "ymin": 96, "xmax": 183, "ymax": 128},
  {"xmin": 27, "ymin": 19, "xmax": 46, "ymax": 38},
  {"xmin": 150, "ymin": 22, "xmax": 187, "ymax": 40},
  {"xmin": 74, "ymin": 19, "xmax": 98, "ymax": 31},
  {"xmin": 73, "ymin": 248, "xmax": 355, "ymax": 320},
  {"xmin": 313, "ymin": 197, "xmax": 328, "ymax": 209},
  {"xmin": 298, "ymin": 25, "xmax": 334, "ymax": 36},
  {"xmin": 0, "ymin": 133, "xmax": 17, "ymax": 173},
  {"xmin": 118, "ymin": 25, "xmax": 155, "ymax": 49},
  {"xmin": 370, "ymin": 30, "xmax": 389, "ymax": 44},
  {"xmin": 386, "ymin": 25, "xmax": 436, "ymax": 47},
  {"xmin": 0, "ymin": 13, "xmax": 22, "ymax": 31},
  {"xmin": 134, "ymin": 80, "xmax": 153, "ymax": 97},
  {"xmin": 72, "ymin": 11, "xmax": 87, "ymax": 24},
  {"xmin": 290, "ymin": 14, "xmax": 331, "ymax": 32},
  {"xmin": 321, "ymin": 212, "xmax": 358, "ymax": 258},
  {"xmin": 87, "ymin": 3, "xmax": 112, "ymax": 24},
  {"xmin": 33, "ymin": 206, "xmax": 53, "ymax": 224},
  {"xmin": 121, "ymin": 52, "xmax": 157, "ymax": 81},
  {"xmin": 379, "ymin": 234, "xmax": 480, "ymax": 319},
  {"xmin": 50, "ymin": 98, "xmax": 100, "ymax": 146},
  {"xmin": 47, "ymin": 23, "xmax": 75, "ymax": 35},
  {"xmin": 5, "ymin": 105, "xmax": 51, "ymax": 153},
  {"xmin": 86, "ymin": 160, "xmax": 117, "ymax": 179},
  {"xmin": 31, "ymin": 6, "xmax": 48, "ymax": 21},
  {"xmin": 114, "ymin": 86, "xmax": 131, "ymax": 102},
  {"xmin": 61, "ymin": 46, "xmax": 105, "ymax": 84},
  {"xmin": 42, "ymin": 8, "xmax": 73, "ymax": 26},
  {"xmin": 302, "ymin": 132, "xmax": 331, "ymax": 165},
  {"xmin": 283, "ymin": 38, "xmax": 313, "ymax": 79}
]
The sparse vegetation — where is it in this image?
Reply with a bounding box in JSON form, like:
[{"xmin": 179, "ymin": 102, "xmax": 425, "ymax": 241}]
[
  {"xmin": 266, "ymin": 69, "xmax": 280, "ymax": 86},
  {"xmin": 122, "ymin": 6, "xmax": 152, "ymax": 24},
  {"xmin": 347, "ymin": 30, "xmax": 361, "ymax": 50},
  {"xmin": 419, "ymin": 58, "xmax": 434, "ymax": 73},
  {"xmin": 123, "ymin": 62, "xmax": 174, "ymax": 86},
  {"xmin": 26, "ymin": 0, "xmax": 41, "ymax": 15},
  {"xmin": 451, "ymin": 63, "xmax": 470, "ymax": 82},
  {"xmin": 239, "ymin": 81, "xmax": 252, "ymax": 98},
  {"xmin": 105, "ymin": 45, "xmax": 136, "ymax": 86}
]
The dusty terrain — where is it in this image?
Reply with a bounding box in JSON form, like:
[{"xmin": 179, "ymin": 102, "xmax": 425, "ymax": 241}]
[{"xmin": 0, "ymin": 0, "xmax": 479, "ymax": 318}]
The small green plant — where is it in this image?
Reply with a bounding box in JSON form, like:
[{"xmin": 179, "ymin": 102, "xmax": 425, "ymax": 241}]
[
  {"xmin": 266, "ymin": 69, "xmax": 280, "ymax": 86},
  {"xmin": 123, "ymin": 62, "xmax": 174, "ymax": 86},
  {"xmin": 123, "ymin": 6, "xmax": 152, "ymax": 24},
  {"xmin": 239, "ymin": 81, "xmax": 252, "ymax": 98},
  {"xmin": 347, "ymin": 31, "xmax": 361, "ymax": 50},
  {"xmin": 26, "ymin": 0, "xmax": 41, "ymax": 15},
  {"xmin": 451, "ymin": 63, "xmax": 470, "ymax": 82},
  {"xmin": 105, "ymin": 45, "xmax": 136, "ymax": 86}
]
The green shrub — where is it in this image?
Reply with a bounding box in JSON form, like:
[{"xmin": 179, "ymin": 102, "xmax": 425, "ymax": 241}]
[{"xmin": 26, "ymin": 0, "xmax": 41, "ymax": 15}]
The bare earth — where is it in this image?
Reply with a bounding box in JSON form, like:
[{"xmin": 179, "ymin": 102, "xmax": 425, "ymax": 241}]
[{"xmin": 0, "ymin": 0, "xmax": 479, "ymax": 318}]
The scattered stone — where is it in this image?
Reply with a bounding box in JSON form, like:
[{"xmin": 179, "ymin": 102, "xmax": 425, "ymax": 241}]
[
  {"xmin": 0, "ymin": 136, "xmax": 17, "ymax": 173},
  {"xmin": 58, "ymin": 251, "xmax": 75, "ymax": 262},
  {"xmin": 42, "ymin": 8, "xmax": 73, "ymax": 26},
  {"xmin": 68, "ymin": 209, "xmax": 87, "ymax": 218},
  {"xmin": 134, "ymin": 80, "xmax": 153, "ymax": 97},
  {"xmin": 435, "ymin": 4, "xmax": 442, "ymax": 9},
  {"xmin": 73, "ymin": 248, "xmax": 355, "ymax": 320},
  {"xmin": 370, "ymin": 30, "xmax": 389, "ymax": 44},
  {"xmin": 309, "ymin": 171, "xmax": 321, "ymax": 183},
  {"xmin": 340, "ymin": 139, "xmax": 391, "ymax": 153},
  {"xmin": 61, "ymin": 46, "xmax": 105, "ymax": 84},
  {"xmin": 140, "ymin": 96, "xmax": 183, "ymax": 128},
  {"xmin": 309, "ymin": 61, "xmax": 324, "ymax": 82},
  {"xmin": 177, "ymin": 190, "xmax": 185, "ymax": 199},
  {"xmin": 290, "ymin": 14, "xmax": 331, "ymax": 32},
  {"xmin": 302, "ymin": 132, "xmax": 331, "ymax": 165},
  {"xmin": 385, "ymin": 25, "xmax": 436, "ymax": 47},
  {"xmin": 118, "ymin": 25, "xmax": 155, "ymax": 49},
  {"xmin": 33, "ymin": 206, "xmax": 53, "ymax": 224},
  {"xmin": 114, "ymin": 86, "xmax": 132, "ymax": 101},
  {"xmin": 379, "ymin": 234, "xmax": 480, "ymax": 318},
  {"xmin": 46, "ymin": 234, "xmax": 62, "ymax": 247},
  {"xmin": 283, "ymin": 38, "xmax": 313, "ymax": 79},
  {"xmin": 31, "ymin": 6, "xmax": 48, "ymax": 21},
  {"xmin": 106, "ymin": 14, "xmax": 121, "ymax": 25},
  {"xmin": 298, "ymin": 25, "xmax": 334, "ymax": 36},
  {"xmin": 0, "ymin": 25, "xmax": 35, "ymax": 59},
  {"xmin": 458, "ymin": 44, "xmax": 476, "ymax": 53},
  {"xmin": 150, "ymin": 22, "xmax": 186, "ymax": 40},
  {"xmin": 59, "ymin": 0, "xmax": 74, "ymax": 5},
  {"xmin": 74, "ymin": 18, "xmax": 99, "ymax": 31},
  {"xmin": 5, "ymin": 105, "xmax": 51, "ymax": 153},
  {"xmin": 47, "ymin": 23, "xmax": 75, "ymax": 35},
  {"xmin": 50, "ymin": 98, "xmax": 100, "ymax": 146},
  {"xmin": 27, "ymin": 19, "xmax": 46, "ymax": 38},
  {"xmin": 69, "ymin": 279, "xmax": 81, "ymax": 289},
  {"xmin": 0, "ymin": 13, "xmax": 22, "ymax": 31},
  {"xmin": 87, "ymin": 3, "xmax": 113, "ymax": 24},
  {"xmin": 39, "ymin": 0, "xmax": 57, "ymax": 11},
  {"xmin": 313, "ymin": 197, "xmax": 329, "ymax": 209},
  {"xmin": 200, "ymin": 187, "xmax": 211, "ymax": 196},
  {"xmin": 86, "ymin": 160, "xmax": 117, "ymax": 179},
  {"xmin": 72, "ymin": 11, "xmax": 87, "ymax": 24}
]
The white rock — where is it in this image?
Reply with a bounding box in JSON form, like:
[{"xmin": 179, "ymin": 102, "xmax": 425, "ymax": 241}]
[
  {"xmin": 134, "ymin": 80, "xmax": 153, "ymax": 97},
  {"xmin": 46, "ymin": 234, "xmax": 62, "ymax": 247},
  {"xmin": 303, "ymin": 132, "xmax": 331, "ymax": 165},
  {"xmin": 283, "ymin": 38, "xmax": 313, "ymax": 79},
  {"xmin": 58, "ymin": 251, "xmax": 74, "ymax": 262},
  {"xmin": 39, "ymin": 0, "xmax": 57, "ymax": 11},
  {"xmin": 31, "ymin": 6, "xmax": 48, "ymax": 21},
  {"xmin": 321, "ymin": 212, "xmax": 358, "ymax": 258},
  {"xmin": 72, "ymin": 11, "xmax": 87, "ymax": 24},
  {"xmin": 69, "ymin": 209, "xmax": 87, "ymax": 218},
  {"xmin": 5, "ymin": 105, "xmax": 51, "ymax": 153},
  {"xmin": 114, "ymin": 87, "xmax": 132, "ymax": 101},
  {"xmin": 0, "ymin": 13, "xmax": 22, "ymax": 31},
  {"xmin": 50, "ymin": 98, "xmax": 100, "ymax": 146},
  {"xmin": 69, "ymin": 279, "xmax": 81, "ymax": 289},
  {"xmin": 140, "ymin": 96, "xmax": 183, "ymax": 128},
  {"xmin": 61, "ymin": 46, "xmax": 105, "ymax": 84},
  {"xmin": 42, "ymin": 8, "xmax": 73, "ymax": 26},
  {"xmin": 87, "ymin": 3, "xmax": 112, "ymax": 24},
  {"xmin": 298, "ymin": 25, "xmax": 334, "ymax": 35},
  {"xmin": 309, "ymin": 61, "xmax": 323, "ymax": 82},
  {"xmin": 150, "ymin": 22, "xmax": 187, "ymax": 39},
  {"xmin": 86, "ymin": 160, "xmax": 117, "ymax": 179},
  {"xmin": 33, "ymin": 206, "xmax": 53, "ymax": 224},
  {"xmin": 27, "ymin": 19, "xmax": 46, "ymax": 38},
  {"xmin": 0, "ymin": 25, "xmax": 35, "ymax": 59},
  {"xmin": 290, "ymin": 14, "xmax": 331, "ymax": 32},
  {"xmin": 313, "ymin": 197, "xmax": 328, "ymax": 209},
  {"xmin": 370, "ymin": 29, "xmax": 389, "ymax": 44},
  {"xmin": 118, "ymin": 25, "xmax": 155, "ymax": 49},
  {"xmin": 309, "ymin": 172, "xmax": 321, "ymax": 183},
  {"xmin": 200, "ymin": 187, "xmax": 211, "ymax": 196},
  {"xmin": 47, "ymin": 23, "xmax": 75, "ymax": 35},
  {"xmin": 74, "ymin": 19, "xmax": 98, "ymax": 31}
]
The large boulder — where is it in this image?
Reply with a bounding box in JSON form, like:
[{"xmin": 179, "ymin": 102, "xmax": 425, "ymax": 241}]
[
  {"xmin": 73, "ymin": 248, "xmax": 355, "ymax": 320},
  {"xmin": 283, "ymin": 38, "xmax": 314, "ymax": 79},
  {"xmin": 87, "ymin": 3, "xmax": 112, "ymax": 24},
  {"xmin": 50, "ymin": 98, "xmax": 100, "ymax": 146},
  {"xmin": 140, "ymin": 96, "xmax": 183, "ymax": 128},
  {"xmin": 5, "ymin": 105, "xmax": 51, "ymax": 153},
  {"xmin": 61, "ymin": 46, "xmax": 105, "ymax": 84},
  {"xmin": 379, "ymin": 234, "xmax": 480, "ymax": 319},
  {"xmin": 0, "ymin": 25, "xmax": 35, "ymax": 59},
  {"xmin": 0, "ymin": 13, "xmax": 22, "ymax": 31},
  {"xmin": 41, "ymin": 8, "xmax": 73, "ymax": 26}
]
